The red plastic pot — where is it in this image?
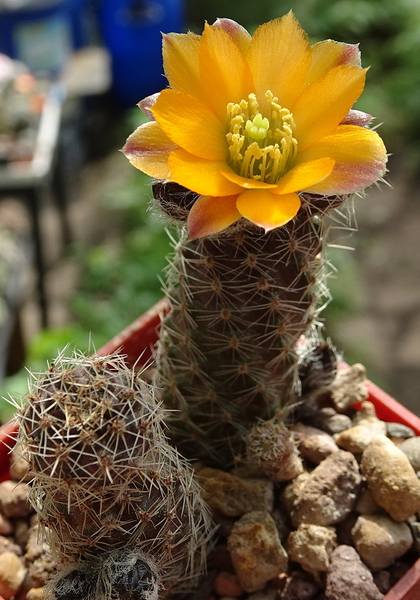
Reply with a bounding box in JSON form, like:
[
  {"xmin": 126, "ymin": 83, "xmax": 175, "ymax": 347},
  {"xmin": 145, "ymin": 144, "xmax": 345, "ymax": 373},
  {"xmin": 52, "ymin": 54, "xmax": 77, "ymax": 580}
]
[{"xmin": 1, "ymin": 298, "xmax": 420, "ymax": 600}]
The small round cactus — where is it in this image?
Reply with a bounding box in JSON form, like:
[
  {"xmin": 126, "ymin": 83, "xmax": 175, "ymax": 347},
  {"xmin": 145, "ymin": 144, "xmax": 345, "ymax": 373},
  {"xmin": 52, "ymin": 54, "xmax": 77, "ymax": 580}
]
[{"xmin": 16, "ymin": 350, "xmax": 213, "ymax": 599}]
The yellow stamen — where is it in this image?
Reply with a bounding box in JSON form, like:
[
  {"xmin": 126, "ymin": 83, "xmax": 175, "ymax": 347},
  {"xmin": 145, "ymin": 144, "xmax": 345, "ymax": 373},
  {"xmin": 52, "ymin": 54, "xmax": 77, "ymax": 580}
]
[{"xmin": 226, "ymin": 91, "xmax": 298, "ymax": 184}]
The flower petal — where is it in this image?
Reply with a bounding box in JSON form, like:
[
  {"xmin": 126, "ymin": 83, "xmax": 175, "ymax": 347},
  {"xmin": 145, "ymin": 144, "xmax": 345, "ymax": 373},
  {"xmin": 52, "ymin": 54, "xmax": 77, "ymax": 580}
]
[
  {"xmin": 272, "ymin": 157, "xmax": 335, "ymax": 195},
  {"xmin": 123, "ymin": 121, "xmax": 177, "ymax": 179},
  {"xmin": 138, "ymin": 92, "xmax": 159, "ymax": 120},
  {"xmin": 306, "ymin": 41, "xmax": 361, "ymax": 84},
  {"xmin": 152, "ymin": 89, "xmax": 227, "ymax": 161},
  {"xmin": 247, "ymin": 12, "xmax": 311, "ymax": 112},
  {"xmin": 168, "ymin": 149, "xmax": 241, "ymax": 196},
  {"xmin": 236, "ymin": 189, "xmax": 301, "ymax": 231},
  {"xmin": 297, "ymin": 124, "xmax": 387, "ymax": 194},
  {"xmin": 199, "ymin": 23, "xmax": 253, "ymax": 121},
  {"xmin": 212, "ymin": 18, "xmax": 252, "ymax": 54},
  {"xmin": 162, "ymin": 32, "xmax": 205, "ymax": 101},
  {"xmin": 221, "ymin": 170, "xmax": 278, "ymax": 190},
  {"xmin": 292, "ymin": 65, "xmax": 367, "ymax": 151},
  {"xmin": 187, "ymin": 194, "xmax": 241, "ymax": 239}
]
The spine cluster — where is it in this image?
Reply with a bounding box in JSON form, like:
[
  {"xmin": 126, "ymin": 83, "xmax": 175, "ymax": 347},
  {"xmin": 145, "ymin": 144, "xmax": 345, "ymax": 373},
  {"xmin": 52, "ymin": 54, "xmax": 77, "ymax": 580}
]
[
  {"xmin": 16, "ymin": 351, "xmax": 213, "ymax": 599},
  {"xmin": 155, "ymin": 188, "xmax": 347, "ymax": 467}
]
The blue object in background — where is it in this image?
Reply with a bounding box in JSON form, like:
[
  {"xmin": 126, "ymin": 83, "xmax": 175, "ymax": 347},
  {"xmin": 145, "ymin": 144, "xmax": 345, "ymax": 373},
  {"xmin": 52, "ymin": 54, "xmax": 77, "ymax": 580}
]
[
  {"xmin": 99, "ymin": 0, "xmax": 184, "ymax": 108},
  {"xmin": 0, "ymin": 0, "xmax": 90, "ymax": 76}
]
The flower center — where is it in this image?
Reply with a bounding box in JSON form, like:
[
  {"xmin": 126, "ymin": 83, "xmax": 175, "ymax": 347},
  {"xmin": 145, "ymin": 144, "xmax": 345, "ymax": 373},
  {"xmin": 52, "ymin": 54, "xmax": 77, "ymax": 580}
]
[{"xmin": 226, "ymin": 91, "xmax": 298, "ymax": 184}]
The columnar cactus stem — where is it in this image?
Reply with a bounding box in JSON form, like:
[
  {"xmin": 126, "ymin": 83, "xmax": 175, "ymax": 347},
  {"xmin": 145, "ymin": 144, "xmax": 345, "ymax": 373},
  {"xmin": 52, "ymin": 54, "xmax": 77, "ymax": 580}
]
[
  {"xmin": 16, "ymin": 351, "xmax": 213, "ymax": 599},
  {"xmin": 155, "ymin": 188, "xmax": 344, "ymax": 466}
]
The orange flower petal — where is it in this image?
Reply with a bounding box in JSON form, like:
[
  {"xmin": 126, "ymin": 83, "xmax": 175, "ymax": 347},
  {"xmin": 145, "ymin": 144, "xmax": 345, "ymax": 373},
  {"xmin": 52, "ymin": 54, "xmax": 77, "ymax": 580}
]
[
  {"xmin": 123, "ymin": 121, "xmax": 177, "ymax": 179},
  {"xmin": 152, "ymin": 89, "xmax": 227, "ymax": 161},
  {"xmin": 292, "ymin": 65, "xmax": 367, "ymax": 151},
  {"xmin": 236, "ymin": 189, "xmax": 301, "ymax": 231},
  {"xmin": 199, "ymin": 23, "xmax": 253, "ymax": 121},
  {"xmin": 162, "ymin": 32, "xmax": 205, "ymax": 101},
  {"xmin": 306, "ymin": 40, "xmax": 361, "ymax": 84},
  {"xmin": 247, "ymin": 12, "xmax": 311, "ymax": 113},
  {"xmin": 272, "ymin": 157, "xmax": 335, "ymax": 195},
  {"xmin": 221, "ymin": 170, "xmax": 278, "ymax": 190},
  {"xmin": 187, "ymin": 194, "xmax": 241, "ymax": 239},
  {"xmin": 168, "ymin": 149, "xmax": 241, "ymax": 196},
  {"xmin": 297, "ymin": 124, "xmax": 387, "ymax": 194},
  {"xmin": 212, "ymin": 18, "xmax": 252, "ymax": 54}
]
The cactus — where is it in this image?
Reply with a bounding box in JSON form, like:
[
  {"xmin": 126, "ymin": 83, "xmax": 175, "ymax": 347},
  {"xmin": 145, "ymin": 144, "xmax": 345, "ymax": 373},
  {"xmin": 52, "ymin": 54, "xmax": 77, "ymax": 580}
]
[
  {"xmin": 123, "ymin": 14, "xmax": 387, "ymax": 468},
  {"xmin": 16, "ymin": 351, "xmax": 213, "ymax": 599},
  {"xmin": 153, "ymin": 187, "xmax": 342, "ymax": 466}
]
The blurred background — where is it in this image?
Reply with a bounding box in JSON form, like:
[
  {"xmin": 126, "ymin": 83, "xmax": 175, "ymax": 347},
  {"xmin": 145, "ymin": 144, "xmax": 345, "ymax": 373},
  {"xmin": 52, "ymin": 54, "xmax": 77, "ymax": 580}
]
[{"xmin": 0, "ymin": 0, "xmax": 419, "ymax": 422}]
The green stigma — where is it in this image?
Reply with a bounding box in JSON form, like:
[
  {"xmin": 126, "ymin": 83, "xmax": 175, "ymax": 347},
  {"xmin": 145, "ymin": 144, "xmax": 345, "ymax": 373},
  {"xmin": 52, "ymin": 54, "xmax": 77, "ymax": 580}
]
[{"xmin": 245, "ymin": 113, "xmax": 270, "ymax": 141}]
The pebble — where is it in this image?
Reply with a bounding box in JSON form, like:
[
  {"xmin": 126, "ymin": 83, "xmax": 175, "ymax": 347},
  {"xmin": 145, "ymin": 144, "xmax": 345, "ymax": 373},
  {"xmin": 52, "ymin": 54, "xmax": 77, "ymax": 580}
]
[
  {"xmin": 361, "ymin": 434, "xmax": 420, "ymax": 521},
  {"xmin": 227, "ymin": 511, "xmax": 288, "ymax": 592},
  {"xmin": 280, "ymin": 571, "xmax": 320, "ymax": 600},
  {"xmin": 330, "ymin": 364, "xmax": 369, "ymax": 411},
  {"xmin": 213, "ymin": 571, "xmax": 244, "ymax": 597},
  {"xmin": 290, "ymin": 423, "xmax": 339, "ymax": 464},
  {"xmin": 290, "ymin": 451, "xmax": 362, "ymax": 526},
  {"xmin": 0, "ymin": 535, "xmax": 23, "ymax": 556},
  {"xmin": 316, "ymin": 409, "xmax": 353, "ymax": 436},
  {"xmin": 354, "ymin": 488, "xmax": 380, "ymax": 516},
  {"xmin": 351, "ymin": 514, "xmax": 413, "ymax": 570},
  {"xmin": 0, "ymin": 480, "xmax": 31, "ymax": 518},
  {"xmin": 334, "ymin": 402, "xmax": 387, "ymax": 453},
  {"xmin": 399, "ymin": 436, "xmax": 420, "ymax": 472},
  {"xmin": 198, "ymin": 469, "xmax": 274, "ymax": 517},
  {"xmin": 0, "ymin": 512, "xmax": 13, "ymax": 535},
  {"xmin": 324, "ymin": 545, "xmax": 383, "ymax": 600},
  {"xmin": 386, "ymin": 422, "xmax": 415, "ymax": 441},
  {"xmin": 287, "ymin": 524, "xmax": 337, "ymax": 576},
  {"xmin": 0, "ymin": 551, "xmax": 26, "ymax": 600},
  {"xmin": 26, "ymin": 589, "xmax": 45, "ymax": 600}
]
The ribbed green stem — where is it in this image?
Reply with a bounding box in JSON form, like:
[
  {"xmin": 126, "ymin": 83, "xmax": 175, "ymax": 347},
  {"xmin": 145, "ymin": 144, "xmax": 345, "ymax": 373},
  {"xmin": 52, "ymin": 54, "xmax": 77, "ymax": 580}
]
[{"xmin": 155, "ymin": 192, "xmax": 345, "ymax": 467}]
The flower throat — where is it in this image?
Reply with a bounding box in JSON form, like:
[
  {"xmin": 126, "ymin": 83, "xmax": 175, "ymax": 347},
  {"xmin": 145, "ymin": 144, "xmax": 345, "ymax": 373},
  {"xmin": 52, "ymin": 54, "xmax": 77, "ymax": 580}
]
[{"xmin": 226, "ymin": 91, "xmax": 298, "ymax": 184}]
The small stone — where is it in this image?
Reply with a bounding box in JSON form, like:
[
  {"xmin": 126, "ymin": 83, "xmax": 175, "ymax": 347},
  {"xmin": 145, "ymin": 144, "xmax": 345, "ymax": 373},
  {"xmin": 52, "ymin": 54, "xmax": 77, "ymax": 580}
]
[
  {"xmin": 325, "ymin": 545, "xmax": 383, "ymax": 600},
  {"xmin": 399, "ymin": 436, "xmax": 420, "ymax": 472},
  {"xmin": 355, "ymin": 488, "xmax": 380, "ymax": 516},
  {"xmin": 27, "ymin": 554, "xmax": 58, "ymax": 589},
  {"xmin": 282, "ymin": 473, "xmax": 310, "ymax": 514},
  {"xmin": 213, "ymin": 571, "xmax": 244, "ymax": 597},
  {"xmin": 199, "ymin": 469, "xmax": 274, "ymax": 517},
  {"xmin": 386, "ymin": 422, "xmax": 415, "ymax": 440},
  {"xmin": 0, "ymin": 512, "xmax": 13, "ymax": 535},
  {"xmin": 26, "ymin": 588, "xmax": 45, "ymax": 600},
  {"xmin": 317, "ymin": 410, "xmax": 353, "ymax": 435},
  {"xmin": 287, "ymin": 524, "xmax": 337, "ymax": 576},
  {"xmin": 9, "ymin": 444, "xmax": 31, "ymax": 482},
  {"xmin": 280, "ymin": 571, "xmax": 320, "ymax": 600},
  {"xmin": 361, "ymin": 435, "xmax": 420, "ymax": 521},
  {"xmin": 334, "ymin": 402, "xmax": 386, "ymax": 453},
  {"xmin": 227, "ymin": 511, "xmax": 288, "ymax": 592},
  {"xmin": 373, "ymin": 571, "xmax": 391, "ymax": 594},
  {"xmin": 291, "ymin": 451, "xmax": 362, "ymax": 526},
  {"xmin": 290, "ymin": 423, "xmax": 339, "ymax": 464},
  {"xmin": 0, "ymin": 480, "xmax": 31, "ymax": 518},
  {"xmin": 331, "ymin": 364, "xmax": 369, "ymax": 411},
  {"xmin": 352, "ymin": 514, "xmax": 413, "ymax": 570},
  {"xmin": 0, "ymin": 551, "xmax": 26, "ymax": 599},
  {"xmin": 0, "ymin": 535, "xmax": 23, "ymax": 556}
]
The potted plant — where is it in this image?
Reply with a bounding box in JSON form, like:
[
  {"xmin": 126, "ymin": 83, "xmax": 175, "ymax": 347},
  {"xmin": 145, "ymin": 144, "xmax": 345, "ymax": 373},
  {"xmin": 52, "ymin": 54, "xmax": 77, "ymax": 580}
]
[{"xmin": 2, "ymin": 12, "xmax": 420, "ymax": 600}]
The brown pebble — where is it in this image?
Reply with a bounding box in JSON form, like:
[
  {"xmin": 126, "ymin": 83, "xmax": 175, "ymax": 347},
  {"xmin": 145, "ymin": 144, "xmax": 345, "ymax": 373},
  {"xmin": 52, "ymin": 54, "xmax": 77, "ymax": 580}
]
[
  {"xmin": 291, "ymin": 451, "xmax": 362, "ymax": 526},
  {"xmin": 213, "ymin": 571, "xmax": 244, "ymax": 597},
  {"xmin": 0, "ymin": 535, "xmax": 23, "ymax": 556},
  {"xmin": 0, "ymin": 512, "xmax": 13, "ymax": 536},
  {"xmin": 26, "ymin": 588, "xmax": 45, "ymax": 600},
  {"xmin": 288, "ymin": 524, "xmax": 337, "ymax": 576},
  {"xmin": 331, "ymin": 364, "xmax": 368, "ymax": 410},
  {"xmin": 0, "ymin": 551, "xmax": 26, "ymax": 599},
  {"xmin": 361, "ymin": 435, "xmax": 420, "ymax": 521},
  {"xmin": 0, "ymin": 481, "xmax": 31, "ymax": 518},
  {"xmin": 280, "ymin": 570, "xmax": 320, "ymax": 600},
  {"xmin": 325, "ymin": 545, "xmax": 383, "ymax": 600},
  {"xmin": 199, "ymin": 469, "xmax": 274, "ymax": 517},
  {"xmin": 227, "ymin": 511, "xmax": 288, "ymax": 592},
  {"xmin": 290, "ymin": 423, "xmax": 339, "ymax": 464}
]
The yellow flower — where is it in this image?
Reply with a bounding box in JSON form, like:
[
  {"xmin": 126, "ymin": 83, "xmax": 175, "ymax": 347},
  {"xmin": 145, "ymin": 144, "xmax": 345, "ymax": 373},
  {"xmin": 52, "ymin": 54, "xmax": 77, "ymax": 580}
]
[{"xmin": 123, "ymin": 12, "xmax": 387, "ymax": 239}]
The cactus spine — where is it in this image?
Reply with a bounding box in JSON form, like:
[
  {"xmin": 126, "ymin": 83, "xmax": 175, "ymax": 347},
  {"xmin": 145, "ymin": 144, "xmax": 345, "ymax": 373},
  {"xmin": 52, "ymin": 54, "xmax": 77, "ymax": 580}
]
[
  {"xmin": 16, "ymin": 351, "xmax": 213, "ymax": 599},
  {"xmin": 155, "ymin": 186, "xmax": 345, "ymax": 467}
]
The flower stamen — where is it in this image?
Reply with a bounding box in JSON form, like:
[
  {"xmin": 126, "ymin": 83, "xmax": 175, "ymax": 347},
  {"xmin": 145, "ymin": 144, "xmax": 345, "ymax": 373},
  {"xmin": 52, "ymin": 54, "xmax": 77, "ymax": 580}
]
[{"xmin": 226, "ymin": 91, "xmax": 298, "ymax": 184}]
